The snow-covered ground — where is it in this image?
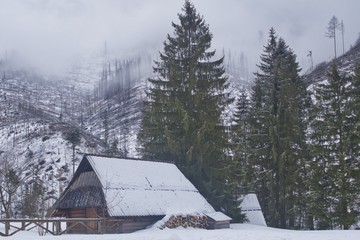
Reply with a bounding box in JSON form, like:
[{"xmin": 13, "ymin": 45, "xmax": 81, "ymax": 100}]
[{"xmin": 2, "ymin": 224, "xmax": 359, "ymax": 240}]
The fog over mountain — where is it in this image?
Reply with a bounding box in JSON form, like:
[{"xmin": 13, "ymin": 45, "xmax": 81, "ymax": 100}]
[{"xmin": 0, "ymin": 0, "xmax": 359, "ymax": 74}]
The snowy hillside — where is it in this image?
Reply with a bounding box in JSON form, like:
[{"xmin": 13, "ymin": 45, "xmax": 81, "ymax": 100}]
[
  {"xmin": 0, "ymin": 46, "xmax": 252, "ymax": 158},
  {"xmin": 0, "ymin": 47, "xmax": 268, "ymax": 218},
  {"xmin": 305, "ymin": 39, "xmax": 360, "ymax": 84}
]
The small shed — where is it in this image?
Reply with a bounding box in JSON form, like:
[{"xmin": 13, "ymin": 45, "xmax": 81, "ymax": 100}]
[
  {"xmin": 205, "ymin": 212, "xmax": 232, "ymax": 229},
  {"xmin": 48, "ymin": 154, "xmax": 227, "ymax": 233}
]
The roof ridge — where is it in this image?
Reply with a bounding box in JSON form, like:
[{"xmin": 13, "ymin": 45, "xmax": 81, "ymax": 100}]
[
  {"xmin": 84, "ymin": 153, "xmax": 175, "ymax": 164},
  {"xmin": 105, "ymin": 187, "xmax": 199, "ymax": 192}
]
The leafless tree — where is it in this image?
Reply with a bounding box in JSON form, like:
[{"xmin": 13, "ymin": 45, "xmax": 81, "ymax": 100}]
[
  {"xmin": 325, "ymin": 16, "xmax": 341, "ymax": 58},
  {"xmin": 0, "ymin": 154, "xmax": 29, "ymax": 218},
  {"xmin": 340, "ymin": 20, "xmax": 345, "ymax": 55}
]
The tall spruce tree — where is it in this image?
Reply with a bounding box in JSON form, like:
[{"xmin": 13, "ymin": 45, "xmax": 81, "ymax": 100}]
[
  {"xmin": 350, "ymin": 62, "xmax": 360, "ymax": 151},
  {"xmin": 310, "ymin": 62, "xmax": 360, "ymax": 229},
  {"xmin": 245, "ymin": 28, "xmax": 308, "ymax": 228},
  {"xmin": 244, "ymin": 30, "xmax": 277, "ymax": 226},
  {"xmin": 231, "ymin": 90, "xmax": 252, "ymax": 194},
  {"xmin": 137, "ymin": 1, "xmax": 239, "ymax": 219},
  {"xmin": 349, "ymin": 63, "xmax": 360, "ymax": 216}
]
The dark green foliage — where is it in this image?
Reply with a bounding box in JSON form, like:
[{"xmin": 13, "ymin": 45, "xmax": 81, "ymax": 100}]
[
  {"xmin": 243, "ymin": 28, "xmax": 309, "ymax": 229},
  {"xmin": 309, "ymin": 62, "xmax": 360, "ymax": 229},
  {"xmin": 106, "ymin": 139, "xmax": 128, "ymax": 158},
  {"xmin": 64, "ymin": 127, "xmax": 81, "ymax": 149},
  {"xmin": 64, "ymin": 127, "xmax": 81, "ymax": 174},
  {"xmin": 231, "ymin": 90, "xmax": 252, "ymax": 194},
  {"xmin": 138, "ymin": 0, "xmax": 241, "ymax": 220},
  {"xmin": 107, "ymin": 139, "xmax": 120, "ymax": 156},
  {"xmin": 102, "ymin": 108, "xmax": 109, "ymax": 151}
]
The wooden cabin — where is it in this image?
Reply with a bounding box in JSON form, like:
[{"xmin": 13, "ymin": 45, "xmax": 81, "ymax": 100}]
[{"xmin": 48, "ymin": 154, "xmax": 229, "ymax": 234}]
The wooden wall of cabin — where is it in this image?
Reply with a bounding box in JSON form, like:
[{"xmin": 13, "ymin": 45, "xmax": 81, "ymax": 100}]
[
  {"xmin": 66, "ymin": 208, "xmax": 86, "ymax": 233},
  {"xmin": 106, "ymin": 216, "xmax": 163, "ymax": 233},
  {"xmin": 61, "ymin": 209, "xmax": 163, "ymax": 234},
  {"xmin": 66, "ymin": 207, "xmax": 100, "ymax": 234}
]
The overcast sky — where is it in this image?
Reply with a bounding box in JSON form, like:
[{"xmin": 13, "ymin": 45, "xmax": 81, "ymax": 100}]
[{"xmin": 0, "ymin": 0, "xmax": 359, "ymax": 74}]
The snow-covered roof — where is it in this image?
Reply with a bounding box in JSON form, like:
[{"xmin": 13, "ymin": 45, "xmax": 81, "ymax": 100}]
[
  {"xmin": 85, "ymin": 155, "xmax": 215, "ymax": 217},
  {"xmin": 240, "ymin": 194, "xmax": 267, "ymax": 226},
  {"xmin": 205, "ymin": 212, "xmax": 232, "ymax": 221},
  {"xmin": 240, "ymin": 193, "xmax": 262, "ymax": 211}
]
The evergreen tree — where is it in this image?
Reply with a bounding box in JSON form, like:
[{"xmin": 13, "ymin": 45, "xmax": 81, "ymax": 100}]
[
  {"xmin": 64, "ymin": 127, "xmax": 81, "ymax": 175},
  {"xmin": 246, "ymin": 28, "xmax": 277, "ymax": 227},
  {"xmin": 350, "ymin": 62, "xmax": 360, "ymax": 145},
  {"xmin": 21, "ymin": 173, "xmax": 45, "ymax": 218},
  {"xmin": 231, "ymin": 90, "xmax": 252, "ymax": 193},
  {"xmin": 309, "ymin": 62, "xmax": 359, "ymax": 229},
  {"xmin": 138, "ymin": 0, "xmax": 239, "ymax": 219},
  {"xmin": 102, "ymin": 107, "xmax": 109, "ymax": 151},
  {"xmin": 246, "ymin": 28, "xmax": 308, "ymax": 228},
  {"xmin": 107, "ymin": 139, "xmax": 120, "ymax": 157}
]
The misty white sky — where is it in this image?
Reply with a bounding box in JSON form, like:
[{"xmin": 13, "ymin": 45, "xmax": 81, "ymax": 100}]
[{"xmin": 0, "ymin": 0, "xmax": 359, "ymax": 74}]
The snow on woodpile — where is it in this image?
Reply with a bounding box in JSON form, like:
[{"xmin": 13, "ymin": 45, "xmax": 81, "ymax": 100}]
[
  {"xmin": 240, "ymin": 194, "xmax": 267, "ymax": 226},
  {"xmin": 155, "ymin": 214, "xmax": 208, "ymax": 229},
  {"xmin": 86, "ymin": 155, "xmax": 215, "ymax": 216}
]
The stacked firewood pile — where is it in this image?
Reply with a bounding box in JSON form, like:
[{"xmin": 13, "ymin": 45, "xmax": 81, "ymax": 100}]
[{"xmin": 161, "ymin": 214, "xmax": 208, "ymax": 229}]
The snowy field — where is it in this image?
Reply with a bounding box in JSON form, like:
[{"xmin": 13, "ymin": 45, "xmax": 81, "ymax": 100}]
[{"xmin": 2, "ymin": 224, "xmax": 359, "ymax": 240}]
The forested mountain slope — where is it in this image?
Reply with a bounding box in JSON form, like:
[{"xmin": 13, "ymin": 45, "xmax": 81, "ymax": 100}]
[
  {"xmin": 305, "ymin": 39, "xmax": 360, "ymax": 83},
  {"xmin": 0, "ymin": 48, "xmax": 251, "ymax": 218}
]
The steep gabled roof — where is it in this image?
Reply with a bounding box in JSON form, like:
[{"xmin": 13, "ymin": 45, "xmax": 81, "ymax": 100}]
[
  {"xmin": 86, "ymin": 155, "xmax": 215, "ymax": 216},
  {"xmin": 240, "ymin": 193, "xmax": 267, "ymax": 226},
  {"xmin": 53, "ymin": 154, "xmax": 215, "ymax": 217}
]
